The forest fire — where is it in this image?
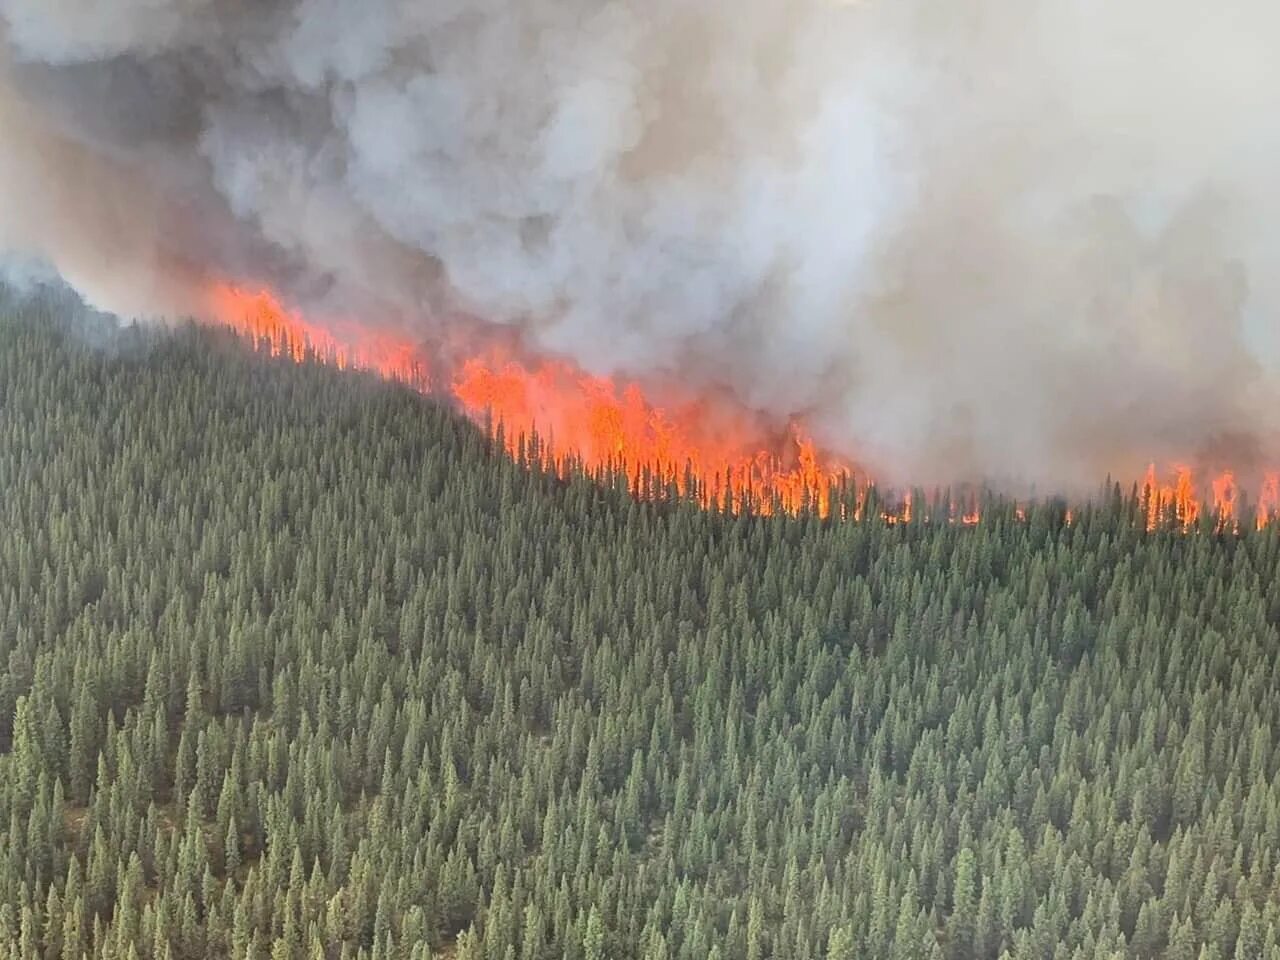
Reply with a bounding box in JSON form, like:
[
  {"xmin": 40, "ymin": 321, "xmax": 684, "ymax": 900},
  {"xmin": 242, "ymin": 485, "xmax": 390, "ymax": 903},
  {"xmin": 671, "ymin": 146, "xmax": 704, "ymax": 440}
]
[
  {"xmin": 1260, "ymin": 474, "xmax": 1280, "ymax": 531},
  {"xmin": 1140, "ymin": 464, "xmax": 1260, "ymax": 532},
  {"xmin": 206, "ymin": 284, "xmax": 1277, "ymax": 529},
  {"xmin": 206, "ymin": 285, "xmax": 853, "ymax": 517},
  {"xmin": 206, "ymin": 286, "xmax": 426, "ymax": 384}
]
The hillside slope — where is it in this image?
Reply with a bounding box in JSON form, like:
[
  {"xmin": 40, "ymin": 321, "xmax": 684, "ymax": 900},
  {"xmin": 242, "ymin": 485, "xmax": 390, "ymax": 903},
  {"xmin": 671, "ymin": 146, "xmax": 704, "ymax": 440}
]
[{"xmin": 3, "ymin": 303, "xmax": 1280, "ymax": 959}]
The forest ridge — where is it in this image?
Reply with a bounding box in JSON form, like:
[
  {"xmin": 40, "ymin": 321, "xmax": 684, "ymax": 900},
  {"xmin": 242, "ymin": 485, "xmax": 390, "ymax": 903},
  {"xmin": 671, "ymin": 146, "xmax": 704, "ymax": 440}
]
[{"xmin": 2, "ymin": 301, "xmax": 1280, "ymax": 959}]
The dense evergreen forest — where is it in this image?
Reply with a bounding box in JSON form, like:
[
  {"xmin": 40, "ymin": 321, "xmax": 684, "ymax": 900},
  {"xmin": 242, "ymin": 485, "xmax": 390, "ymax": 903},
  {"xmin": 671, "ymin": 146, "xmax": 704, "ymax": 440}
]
[{"xmin": 4, "ymin": 297, "xmax": 1280, "ymax": 960}]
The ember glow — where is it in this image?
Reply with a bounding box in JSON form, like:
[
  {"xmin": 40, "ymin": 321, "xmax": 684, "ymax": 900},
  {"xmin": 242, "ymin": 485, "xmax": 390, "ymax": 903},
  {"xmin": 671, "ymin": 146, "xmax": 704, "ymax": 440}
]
[{"xmin": 206, "ymin": 284, "xmax": 1279, "ymax": 529}]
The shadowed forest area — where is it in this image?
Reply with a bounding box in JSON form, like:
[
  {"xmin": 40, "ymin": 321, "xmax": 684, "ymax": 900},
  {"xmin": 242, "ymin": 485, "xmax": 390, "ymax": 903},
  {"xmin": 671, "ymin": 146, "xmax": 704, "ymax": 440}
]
[{"xmin": 3, "ymin": 302, "xmax": 1280, "ymax": 959}]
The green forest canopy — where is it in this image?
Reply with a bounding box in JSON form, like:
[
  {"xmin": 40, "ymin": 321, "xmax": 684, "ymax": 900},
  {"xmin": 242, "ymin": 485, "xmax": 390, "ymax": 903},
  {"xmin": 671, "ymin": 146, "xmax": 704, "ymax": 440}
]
[{"xmin": 2, "ymin": 298, "xmax": 1280, "ymax": 959}]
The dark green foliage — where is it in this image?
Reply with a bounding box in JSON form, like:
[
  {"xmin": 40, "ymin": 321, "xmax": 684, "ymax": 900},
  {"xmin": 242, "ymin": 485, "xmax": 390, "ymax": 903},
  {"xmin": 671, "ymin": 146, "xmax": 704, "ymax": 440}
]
[{"xmin": 3, "ymin": 302, "xmax": 1280, "ymax": 959}]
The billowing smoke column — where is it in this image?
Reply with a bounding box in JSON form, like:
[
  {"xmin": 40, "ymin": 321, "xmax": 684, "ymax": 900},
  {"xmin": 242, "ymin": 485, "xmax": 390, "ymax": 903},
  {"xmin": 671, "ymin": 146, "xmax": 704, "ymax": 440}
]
[{"xmin": 1, "ymin": 0, "xmax": 1278, "ymax": 489}]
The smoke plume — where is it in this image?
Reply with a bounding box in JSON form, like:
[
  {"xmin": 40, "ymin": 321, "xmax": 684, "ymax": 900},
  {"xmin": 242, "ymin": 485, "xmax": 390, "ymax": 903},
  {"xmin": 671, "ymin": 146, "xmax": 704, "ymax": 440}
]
[{"xmin": 1, "ymin": 0, "xmax": 1277, "ymax": 488}]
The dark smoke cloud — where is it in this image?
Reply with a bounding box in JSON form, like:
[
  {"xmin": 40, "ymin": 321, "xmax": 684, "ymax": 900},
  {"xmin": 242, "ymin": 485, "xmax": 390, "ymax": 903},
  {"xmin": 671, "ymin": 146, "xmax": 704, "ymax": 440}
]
[{"xmin": 1, "ymin": 0, "xmax": 1277, "ymax": 487}]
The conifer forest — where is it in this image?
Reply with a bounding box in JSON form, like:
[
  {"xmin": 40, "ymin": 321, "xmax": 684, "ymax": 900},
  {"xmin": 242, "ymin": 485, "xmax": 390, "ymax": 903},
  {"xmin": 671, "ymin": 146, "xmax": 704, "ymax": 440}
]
[{"xmin": 5, "ymin": 299, "xmax": 1280, "ymax": 960}]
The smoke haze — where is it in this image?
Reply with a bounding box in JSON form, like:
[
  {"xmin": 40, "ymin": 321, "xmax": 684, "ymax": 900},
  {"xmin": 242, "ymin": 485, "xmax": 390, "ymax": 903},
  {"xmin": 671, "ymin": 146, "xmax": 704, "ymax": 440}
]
[{"xmin": 1, "ymin": 0, "xmax": 1277, "ymax": 487}]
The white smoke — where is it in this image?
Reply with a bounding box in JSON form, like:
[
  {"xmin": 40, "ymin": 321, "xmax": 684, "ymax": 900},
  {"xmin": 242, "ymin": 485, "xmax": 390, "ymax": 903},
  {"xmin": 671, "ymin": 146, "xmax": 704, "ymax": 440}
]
[
  {"xmin": 0, "ymin": 0, "xmax": 1277, "ymax": 487},
  {"xmin": 0, "ymin": 251, "xmax": 57, "ymax": 294}
]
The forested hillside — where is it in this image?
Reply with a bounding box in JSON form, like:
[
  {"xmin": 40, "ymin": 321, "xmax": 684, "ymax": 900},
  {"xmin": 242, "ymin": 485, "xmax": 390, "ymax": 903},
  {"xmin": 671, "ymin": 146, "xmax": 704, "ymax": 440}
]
[{"xmin": 4, "ymin": 300, "xmax": 1280, "ymax": 960}]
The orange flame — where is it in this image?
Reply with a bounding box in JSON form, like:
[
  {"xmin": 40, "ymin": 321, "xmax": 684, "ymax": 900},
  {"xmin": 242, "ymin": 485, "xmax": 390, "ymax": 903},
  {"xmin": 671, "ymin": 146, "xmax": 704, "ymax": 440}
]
[
  {"xmin": 450, "ymin": 354, "xmax": 849, "ymax": 515},
  {"xmin": 1211, "ymin": 471, "xmax": 1239, "ymax": 532},
  {"xmin": 205, "ymin": 286, "xmax": 425, "ymax": 384},
  {"xmin": 204, "ymin": 283, "xmax": 1279, "ymax": 529},
  {"xmin": 207, "ymin": 284, "xmax": 848, "ymax": 516},
  {"xmin": 884, "ymin": 490, "xmax": 912, "ymax": 525},
  {"xmin": 1141, "ymin": 463, "xmax": 1201, "ymax": 530},
  {"xmin": 1258, "ymin": 473, "xmax": 1280, "ymax": 530}
]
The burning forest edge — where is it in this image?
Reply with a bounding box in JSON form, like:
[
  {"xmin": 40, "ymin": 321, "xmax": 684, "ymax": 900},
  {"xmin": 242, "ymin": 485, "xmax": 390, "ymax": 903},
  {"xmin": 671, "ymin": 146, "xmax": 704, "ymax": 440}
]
[{"xmin": 207, "ymin": 284, "xmax": 1280, "ymax": 532}]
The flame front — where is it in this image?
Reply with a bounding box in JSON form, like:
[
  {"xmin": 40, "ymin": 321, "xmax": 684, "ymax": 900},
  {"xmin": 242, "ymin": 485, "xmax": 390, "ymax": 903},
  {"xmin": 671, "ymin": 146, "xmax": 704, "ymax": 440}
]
[
  {"xmin": 206, "ymin": 286, "xmax": 426, "ymax": 383},
  {"xmin": 207, "ymin": 285, "xmax": 851, "ymax": 516},
  {"xmin": 205, "ymin": 284, "xmax": 1278, "ymax": 528},
  {"xmin": 1257, "ymin": 473, "xmax": 1280, "ymax": 530},
  {"xmin": 1142, "ymin": 464, "xmax": 1200, "ymax": 530},
  {"xmin": 1137, "ymin": 463, "xmax": 1259, "ymax": 532}
]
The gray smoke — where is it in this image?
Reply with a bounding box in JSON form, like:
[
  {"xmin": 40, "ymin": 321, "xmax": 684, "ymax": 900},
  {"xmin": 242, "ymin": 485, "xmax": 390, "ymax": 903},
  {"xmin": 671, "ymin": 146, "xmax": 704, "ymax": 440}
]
[
  {"xmin": 0, "ymin": 251, "xmax": 57, "ymax": 295},
  {"xmin": 1, "ymin": 0, "xmax": 1278, "ymax": 488}
]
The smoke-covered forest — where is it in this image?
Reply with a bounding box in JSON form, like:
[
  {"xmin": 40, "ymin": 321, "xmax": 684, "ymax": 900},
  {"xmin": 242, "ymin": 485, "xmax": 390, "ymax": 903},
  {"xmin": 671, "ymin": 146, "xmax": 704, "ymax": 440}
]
[{"xmin": 4, "ymin": 301, "xmax": 1280, "ymax": 960}]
